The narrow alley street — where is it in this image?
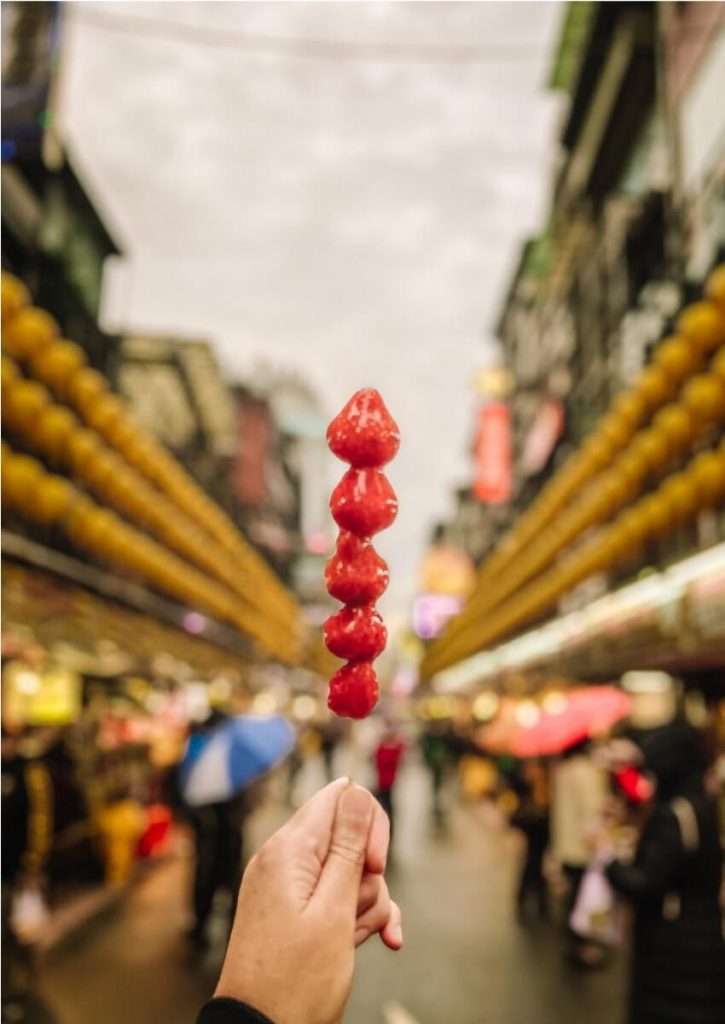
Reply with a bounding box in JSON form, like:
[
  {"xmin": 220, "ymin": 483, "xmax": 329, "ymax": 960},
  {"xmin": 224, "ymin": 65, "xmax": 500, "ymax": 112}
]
[{"xmin": 37, "ymin": 754, "xmax": 624, "ymax": 1024}]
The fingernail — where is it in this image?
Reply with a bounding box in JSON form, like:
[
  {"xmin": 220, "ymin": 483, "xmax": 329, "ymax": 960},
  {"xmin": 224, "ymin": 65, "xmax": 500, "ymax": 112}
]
[
  {"xmin": 340, "ymin": 784, "xmax": 373, "ymax": 822},
  {"xmin": 392, "ymin": 923, "xmax": 403, "ymax": 947},
  {"xmin": 334, "ymin": 775, "xmax": 350, "ymax": 786}
]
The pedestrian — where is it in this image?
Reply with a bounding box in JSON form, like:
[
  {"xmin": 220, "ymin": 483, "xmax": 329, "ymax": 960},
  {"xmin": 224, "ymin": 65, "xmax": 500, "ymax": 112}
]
[
  {"xmin": 373, "ymin": 724, "xmax": 406, "ymax": 834},
  {"xmin": 605, "ymin": 721, "xmax": 725, "ymax": 1024},
  {"xmin": 1, "ymin": 725, "xmax": 52, "ymax": 1021},
  {"xmin": 551, "ymin": 738, "xmax": 607, "ymax": 965},
  {"xmin": 198, "ymin": 779, "xmax": 401, "ymax": 1024},
  {"xmin": 420, "ymin": 726, "xmax": 449, "ymax": 821},
  {"xmin": 177, "ymin": 711, "xmax": 249, "ymax": 949},
  {"xmin": 510, "ymin": 764, "xmax": 550, "ymax": 921},
  {"xmin": 319, "ymin": 720, "xmax": 341, "ymax": 783}
]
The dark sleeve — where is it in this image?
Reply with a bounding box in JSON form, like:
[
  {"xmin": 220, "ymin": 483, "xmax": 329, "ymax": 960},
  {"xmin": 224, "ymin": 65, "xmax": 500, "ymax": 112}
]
[
  {"xmin": 197, "ymin": 998, "xmax": 274, "ymax": 1024},
  {"xmin": 606, "ymin": 807, "xmax": 683, "ymax": 902}
]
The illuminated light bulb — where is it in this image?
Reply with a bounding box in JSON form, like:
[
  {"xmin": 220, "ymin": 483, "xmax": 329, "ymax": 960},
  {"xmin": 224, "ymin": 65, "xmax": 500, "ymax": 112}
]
[
  {"xmin": 515, "ymin": 700, "xmax": 540, "ymax": 728},
  {"xmin": 542, "ymin": 691, "xmax": 568, "ymax": 715},
  {"xmin": 472, "ymin": 691, "xmax": 499, "ymax": 722}
]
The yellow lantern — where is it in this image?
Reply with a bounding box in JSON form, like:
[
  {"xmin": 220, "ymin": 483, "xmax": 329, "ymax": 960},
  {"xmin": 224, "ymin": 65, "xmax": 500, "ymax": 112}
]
[
  {"xmin": 636, "ymin": 365, "xmax": 674, "ymax": 410},
  {"xmin": 67, "ymin": 428, "xmax": 102, "ymax": 476},
  {"xmin": 2, "ymin": 452, "xmax": 43, "ymax": 509},
  {"xmin": 635, "ymin": 494, "xmax": 667, "ymax": 539},
  {"xmin": 33, "ymin": 476, "xmax": 75, "ymax": 525},
  {"xmin": 67, "ymin": 367, "xmax": 107, "ymax": 412},
  {"xmin": 3, "ymin": 379, "xmax": 49, "ymax": 434},
  {"xmin": 617, "ymin": 447, "xmax": 648, "ymax": 491},
  {"xmin": 84, "ymin": 393, "xmax": 124, "ymax": 436},
  {"xmin": 78, "ymin": 507, "xmax": 118, "ymax": 555},
  {"xmin": 689, "ymin": 450, "xmax": 725, "ymax": 506},
  {"xmin": 681, "ymin": 373, "xmax": 725, "ymax": 426},
  {"xmin": 32, "ymin": 405, "xmax": 77, "ymax": 462},
  {"xmin": 103, "ymin": 413, "xmax": 135, "ymax": 451},
  {"xmin": 705, "ymin": 264, "xmax": 725, "ymax": 310},
  {"xmin": 710, "ymin": 345, "xmax": 725, "ymax": 383},
  {"xmin": 81, "ymin": 449, "xmax": 119, "ymax": 492},
  {"xmin": 582, "ymin": 434, "xmax": 614, "ymax": 474},
  {"xmin": 1, "ymin": 355, "xmax": 19, "ymax": 395},
  {"xmin": 654, "ymin": 335, "xmax": 701, "ymax": 383},
  {"xmin": 30, "ymin": 340, "xmax": 86, "ymax": 396},
  {"xmin": 660, "ymin": 474, "xmax": 698, "ymax": 525},
  {"xmin": 630, "ymin": 428, "xmax": 671, "ymax": 474},
  {"xmin": 600, "ymin": 412, "xmax": 632, "ymax": 451},
  {"xmin": 612, "ymin": 391, "xmax": 647, "ymax": 431},
  {"xmin": 64, "ymin": 498, "xmax": 95, "ymax": 546},
  {"xmin": 1, "ymin": 273, "xmax": 30, "ymax": 323},
  {"xmin": 653, "ymin": 404, "xmax": 694, "ymax": 451},
  {"xmin": 677, "ymin": 301, "xmax": 725, "ymax": 354},
  {"xmin": 2, "ymin": 307, "xmax": 57, "ymax": 359}
]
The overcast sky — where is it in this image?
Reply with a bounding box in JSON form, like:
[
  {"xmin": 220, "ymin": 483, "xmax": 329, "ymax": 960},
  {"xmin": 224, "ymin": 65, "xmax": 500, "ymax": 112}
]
[{"xmin": 60, "ymin": 1, "xmax": 563, "ymax": 618}]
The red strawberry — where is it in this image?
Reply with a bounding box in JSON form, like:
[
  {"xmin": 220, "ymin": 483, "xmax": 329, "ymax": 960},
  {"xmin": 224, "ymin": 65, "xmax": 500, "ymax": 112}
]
[
  {"xmin": 327, "ymin": 661, "xmax": 379, "ymax": 719},
  {"xmin": 325, "ymin": 532, "xmax": 389, "ymax": 604},
  {"xmin": 330, "ymin": 468, "xmax": 397, "ymax": 536},
  {"xmin": 327, "ymin": 388, "xmax": 400, "ymax": 467},
  {"xmin": 323, "ymin": 603, "xmax": 387, "ymax": 661}
]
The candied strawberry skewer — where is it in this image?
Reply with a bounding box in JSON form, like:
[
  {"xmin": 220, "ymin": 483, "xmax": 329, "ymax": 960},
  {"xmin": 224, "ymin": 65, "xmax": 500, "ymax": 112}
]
[{"xmin": 323, "ymin": 389, "xmax": 399, "ymax": 719}]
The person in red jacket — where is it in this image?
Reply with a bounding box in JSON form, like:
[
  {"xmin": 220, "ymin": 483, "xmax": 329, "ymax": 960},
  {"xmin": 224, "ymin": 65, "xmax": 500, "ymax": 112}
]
[{"xmin": 373, "ymin": 725, "xmax": 406, "ymax": 834}]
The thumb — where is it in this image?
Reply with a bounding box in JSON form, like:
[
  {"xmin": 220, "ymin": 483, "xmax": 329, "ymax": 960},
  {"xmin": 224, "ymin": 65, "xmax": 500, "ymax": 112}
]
[{"xmin": 316, "ymin": 784, "xmax": 374, "ymax": 913}]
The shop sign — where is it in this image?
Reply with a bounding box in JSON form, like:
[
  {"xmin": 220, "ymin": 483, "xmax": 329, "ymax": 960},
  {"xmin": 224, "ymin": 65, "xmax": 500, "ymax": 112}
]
[
  {"xmin": 2, "ymin": 662, "xmax": 81, "ymax": 727},
  {"xmin": 521, "ymin": 400, "xmax": 564, "ymax": 476},
  {"xmin": 474, "ymin": 402, "xmax": 512, "ymax": 504}
]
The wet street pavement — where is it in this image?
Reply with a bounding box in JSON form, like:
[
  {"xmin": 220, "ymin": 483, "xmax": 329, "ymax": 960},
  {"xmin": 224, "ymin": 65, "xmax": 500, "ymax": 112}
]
[{"xmin": 37, "ymin": 754, "xmax": 624, "ymax": 1024}]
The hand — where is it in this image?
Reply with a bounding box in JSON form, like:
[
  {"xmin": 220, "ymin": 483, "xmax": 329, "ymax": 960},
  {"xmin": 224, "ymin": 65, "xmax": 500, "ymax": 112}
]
[{"xmin": 214, "ymin": 778, "xmax": 402, "ymax": 1024}]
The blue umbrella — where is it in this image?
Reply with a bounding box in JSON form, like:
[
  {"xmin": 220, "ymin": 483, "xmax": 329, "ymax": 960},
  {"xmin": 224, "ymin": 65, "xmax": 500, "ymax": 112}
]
[{"xmin": 180, "ymin": 714, "xmax": 295, "ymax": 806}]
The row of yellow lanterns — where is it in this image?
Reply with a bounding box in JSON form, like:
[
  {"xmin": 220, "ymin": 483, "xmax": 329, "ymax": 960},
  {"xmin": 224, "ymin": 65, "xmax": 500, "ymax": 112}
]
[
  {"xmin": 1, "ymin": 353, "xmax": 300, "ymax": 657},
  {"xmin": 427, "ymin": 341, "xmax": 725, "ymax": 673},
  {"xmin": 1, "ymin": 274, "xmax": 303, "ymax": 662},
  {"xmin": 427, "ymin": 347, "xmax": 725, "ymax": 673},
  {"xmin": 424, "ymin": 264, "xmax": 725, "ymax": 676},
  {"xmin": 432, "ymin": 439, "xmax": 725, "ymax": 668},
  {"xmin": 1, "ymin": 273, "xmax": 298, "ymax": 625},
  {"xmin": 1, "ymin": 440, "xmax": 300, "ymax": 665}
]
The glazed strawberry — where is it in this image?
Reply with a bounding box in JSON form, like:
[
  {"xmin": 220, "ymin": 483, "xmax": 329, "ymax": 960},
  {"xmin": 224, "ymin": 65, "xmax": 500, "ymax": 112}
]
[
  {"xmin": 327, "ymin": 661, "xmax": 379, "ymax": 719},
  {"xmin": 323, "ymin": 603, "xmax": 387, "ymax": 661},
  {"xmin": 325, "ymin": 532, "xmax": 389, "ymax": 604},
  {"xmin": 330, "ymin": 468, "xmax": 398, "ymax": 536},
  {"xmin": 327, "ymin": 388, "xmax": 400, "ymax": 467}
]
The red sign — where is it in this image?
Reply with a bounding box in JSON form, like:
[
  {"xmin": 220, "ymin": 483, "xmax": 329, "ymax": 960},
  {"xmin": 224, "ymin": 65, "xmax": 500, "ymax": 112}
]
[{"xmin": 474, "ymin": 402, "xmax": 512, "ymax": 504}]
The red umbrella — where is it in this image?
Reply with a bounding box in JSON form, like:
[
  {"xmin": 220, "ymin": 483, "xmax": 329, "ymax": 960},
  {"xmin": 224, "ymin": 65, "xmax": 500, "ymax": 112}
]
[{"xmin": 510, "ymin": 686, "xmax": 631, "ymax": 758}]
